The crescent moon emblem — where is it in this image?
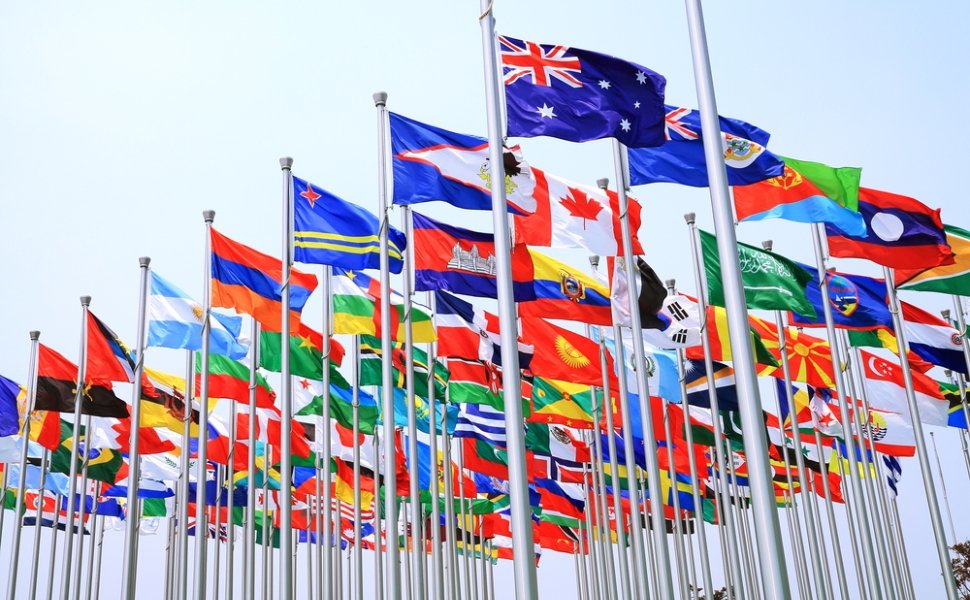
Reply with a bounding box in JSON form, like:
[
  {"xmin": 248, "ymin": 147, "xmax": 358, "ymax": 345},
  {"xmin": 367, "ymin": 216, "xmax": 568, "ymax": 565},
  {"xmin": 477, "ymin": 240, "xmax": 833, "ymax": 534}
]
[{"xmin": 867, "ymin": 355, "xmax": 892, "ymax": 378}]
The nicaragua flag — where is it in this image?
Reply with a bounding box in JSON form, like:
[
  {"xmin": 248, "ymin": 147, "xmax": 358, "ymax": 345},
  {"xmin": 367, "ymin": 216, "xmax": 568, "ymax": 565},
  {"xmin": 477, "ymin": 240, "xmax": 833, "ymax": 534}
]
[
  {"xmin": 148, "ymin": 272, "xmax": 249, "ymax": 360},
  {"xmin": 293, "ymin": 175, "xmax": 407, "ymax": 273},
  {"xmin": 628, "ymin": 105, "xmax": 784, "ymax": 187}
]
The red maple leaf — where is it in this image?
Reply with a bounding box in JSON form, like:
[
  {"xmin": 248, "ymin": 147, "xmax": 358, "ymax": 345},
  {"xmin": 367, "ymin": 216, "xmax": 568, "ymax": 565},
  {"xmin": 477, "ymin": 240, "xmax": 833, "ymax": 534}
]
[{"xmin": 559, "ymin": 186, "xmax": 603, "ymax": 229}]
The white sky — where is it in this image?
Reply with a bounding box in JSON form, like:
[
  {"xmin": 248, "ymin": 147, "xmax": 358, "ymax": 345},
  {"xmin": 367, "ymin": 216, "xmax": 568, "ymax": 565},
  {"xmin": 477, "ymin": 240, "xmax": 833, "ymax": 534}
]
[{"xmin": 2, "ymin": 1, "xmax": 968, "ymax": 598}]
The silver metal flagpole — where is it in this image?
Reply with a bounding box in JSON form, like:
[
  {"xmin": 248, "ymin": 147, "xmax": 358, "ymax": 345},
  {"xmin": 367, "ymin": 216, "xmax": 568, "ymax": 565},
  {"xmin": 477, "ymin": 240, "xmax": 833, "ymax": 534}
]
[
  {"xmin": 952, "ymin": 296, "xmax": 970, "ymax": 378},
  {"xmin": 59, "ymin": 296, "xmax": 91, "ymax": 600},
  {"xmin": 72, "ymin": 414, "xmax": 92, "ymax": 600},
  {"xmin": 164, "ymin": 514, "xmax": 176, "ymax": 600},
  {"xmin": 5, "ymin": 329, "xmax": 40, "ymax": 600},
  {"xmin": 352, "ymin": 337, "xmax": 364, "ymax": 600},
  {"xmin": 456, "ymin": 440, "xmax": 472, "ymax": 600},
  {"xmin": 226, "ymin": 400, "xmax": 238, "ymax": 599},
  {"xmin": 426, "ymin": 292, "xmax": 445, "ymax": 600},
  {"xmin": 373, "ymin": 91, "xmax": 402, "ymax": 600},
  {"xmin": 82, "ymin": 499, "xmax": 100, "ymax": 600},
  {"xmin": 682, "ymin": 1, "xmax": 789, "ymax": 596},
  {"xmin": 194, "ymin": 210, "xmax": 216, "ymax": 600},
  {"xmin": 476, "ymin": 5, "xmax": 538, "ymax": 597},
  {"xmin": 587, "ymin": 406, "xmax": 617, "ymax": 600},
  {"xmin": 658, "ymin": 372, "xmax": 691, "ymax": 600},
  {"xmin": 121, "ymin": 255, "xmax": 152, "ymax": 599},
  {"xmin": 441, "ymin": 392, "xmax": 459, "ymax": 600},
  {"xmin": 90, "ymin": 514, "xmax": 105, "ymax": 600},
  {"xmin": 44, "ymin": 493, "xmax": 62, "ymax": 600},
  {"xmin": 883, "ymin": 267, "xmax": 959, "ymax": 597},
  {"xmin": 244, "ymin": 320, "xmax": 260, "ymax": 600},
  {"xmin": 321, "ymin": 265, "xmax": 335, "ymax": 600},
  {"xmin": 812, "ymin": 428, "xmax": 851, "ymax": 600},
  {"xmin": 27, "ymin": 448, "xmax": 50, "ymax": 600},
  {"xmin": 604, "ymin": 146, "xmax": 676, "ymax": 599},
  {"xmin": 278, "ymin": 156, "xmax": 296, "ymax": 600},
  {"xmin": 401, "ymin": 206, "xmax": 426, "ymax": 600},
  {"xmin": 260, "ymin": 448, "xmax": 270, "ymax": 600},
  {"xmin": 374, "ymin": 431, "xmax": 386, "ymax": 600},
  {"xmin": 213, "ymin": 464, "xmax": 223, "ymax": 600},
  {"xmin": 178, "ymin": 350, "xmax": 194, "ymax": 600},
  {"xmin": 684, "ymin": 214, "xmax": 744, "ymax": 599}
]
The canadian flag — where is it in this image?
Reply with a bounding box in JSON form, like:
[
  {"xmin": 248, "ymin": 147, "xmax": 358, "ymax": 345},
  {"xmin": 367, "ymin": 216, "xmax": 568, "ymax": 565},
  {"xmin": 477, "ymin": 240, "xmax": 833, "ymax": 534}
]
[{"xmin": 513, "ymin": 168, "xmax": 644, "ymax": 256}]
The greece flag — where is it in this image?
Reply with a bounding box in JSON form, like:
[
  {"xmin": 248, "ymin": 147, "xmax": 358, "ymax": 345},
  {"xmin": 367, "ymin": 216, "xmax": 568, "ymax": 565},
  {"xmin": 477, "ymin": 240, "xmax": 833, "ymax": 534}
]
[{"xmin": 148, "ymin": 272, "xmax": 249, "ymax": 360}]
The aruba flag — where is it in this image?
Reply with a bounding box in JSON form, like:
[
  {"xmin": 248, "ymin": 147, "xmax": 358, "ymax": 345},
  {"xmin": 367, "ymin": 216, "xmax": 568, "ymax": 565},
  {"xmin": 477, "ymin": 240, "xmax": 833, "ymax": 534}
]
[{"xmin": 210, "ymin": 228, "xmax": 318, "ymax": 333}]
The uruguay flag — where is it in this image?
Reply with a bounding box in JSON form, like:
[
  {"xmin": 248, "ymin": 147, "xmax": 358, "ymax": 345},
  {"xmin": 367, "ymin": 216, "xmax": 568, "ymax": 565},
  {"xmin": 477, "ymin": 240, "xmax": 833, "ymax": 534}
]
[
  {"xmin": 628, "ymin": 105, "xmax": 784, "ymax": 187},
  {"xmin": 148, "ymin": 272, "xmax": 249, "ymax": 360}
]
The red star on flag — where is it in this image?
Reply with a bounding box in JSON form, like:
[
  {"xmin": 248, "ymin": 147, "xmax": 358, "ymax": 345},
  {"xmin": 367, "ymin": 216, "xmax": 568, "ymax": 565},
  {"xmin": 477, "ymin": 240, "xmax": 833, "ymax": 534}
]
[
  {"xmin": 299, "ymin": 379, "xmax": 311, "ymax": 390},
  {"xmin": 300, "ymin": 184, "xmax": 322, "ymax": 207}
]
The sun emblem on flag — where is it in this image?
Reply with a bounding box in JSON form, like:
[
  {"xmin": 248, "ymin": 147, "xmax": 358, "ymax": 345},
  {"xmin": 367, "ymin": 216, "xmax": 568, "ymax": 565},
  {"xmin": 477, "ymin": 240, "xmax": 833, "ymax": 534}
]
[
  {"xmin": 862, "ymin": 411, "xmax": 888, "ymax": 441},
  {"xmin": 192, "ymin": 304, "xmax": 204, "ymax": 322},
  {"xmin": 554, "ymin": 336, "xmax": 590, "ymax": 369}
]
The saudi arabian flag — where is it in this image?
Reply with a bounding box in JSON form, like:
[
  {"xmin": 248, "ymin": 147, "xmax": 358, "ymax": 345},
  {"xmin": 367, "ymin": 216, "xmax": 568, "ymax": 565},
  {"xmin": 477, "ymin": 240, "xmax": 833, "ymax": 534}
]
[
  {"xmin": 332, "ymin": 269, "xmax": 436, "ymax": 342},
  {"xmin": 700, "ymin": 229, "xmax": 816, "ymax": 318},
  {"xmin": 897, "ymin": 225, "xmax": 970, "ymax": 296},
  {"xmin": 358, "ymin": 335, "xmax": 448, "ymax": 399}
]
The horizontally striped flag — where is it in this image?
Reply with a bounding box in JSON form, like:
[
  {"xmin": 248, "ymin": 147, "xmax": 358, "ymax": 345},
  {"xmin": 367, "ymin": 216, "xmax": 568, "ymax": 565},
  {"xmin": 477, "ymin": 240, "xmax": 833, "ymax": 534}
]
[
  {"xmin": 454, "ymin": 403, "xmax": 506, "ymax": 446},
  {"xmin": 332, "ymin": 269, "xmax": 435, "ymax": 342}
]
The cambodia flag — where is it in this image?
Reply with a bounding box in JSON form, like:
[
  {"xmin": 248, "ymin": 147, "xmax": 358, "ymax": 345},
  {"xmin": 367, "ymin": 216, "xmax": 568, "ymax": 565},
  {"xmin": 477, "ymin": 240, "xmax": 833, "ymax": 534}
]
[
  {"xmin": 825, "ymin": 188, "xmax": 953, "ymax": 270},
  {"xmin": 411, "ymin": 212, "xmax": 534, "ymax": 300}
]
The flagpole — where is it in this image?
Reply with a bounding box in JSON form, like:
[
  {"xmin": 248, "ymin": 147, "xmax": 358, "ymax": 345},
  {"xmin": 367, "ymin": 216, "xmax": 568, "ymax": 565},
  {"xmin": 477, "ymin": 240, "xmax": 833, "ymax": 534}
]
[
  {"xmin": 951, "ymin": 296, "xmax": 970, "ymax": 377},
  {"xmin": 213, "ymin": 463, "xmax": 224, "ymax": 600},
  {"xmin": 5, "ymin": 329, "xmax": 40, "ymax": 600},
  {"xmin": 941, "ymin": 310, "xmax": 970, "ymax": 436},
  {"xmin": 476, "ymin": 6, "xmax": 538, "ymax": 596},
  {"xmin": 320, "ymin": 265, "xmax": 335, "ymax": 600},
  {"xmin": 225, "ymin": 397, "xmax": 238, "ymax": 599},
  {"xmin": 243, "ymin": 320, "xmax": 260, "ymax": 599},
  {"xmin": 426, "ymin": 292, "xmax": 445, "ymax": 600},
  {"xmin": 586, "ymin": 408, "xmax": 617, "ymax": 600},
  {"xmin": 456, "ymin": 440, "xmax": 472, "ymax": 600},
  {"xmin": 682, "ymin": 1, "xmax": 790, "ymax": 596},
  {"xmin": 604, "ymin": 144, "xmax": 678, "ymax": 600},
  {"xmin": 373, "ymin": 430, "xmax": 386, "ymax": 600},
  {"xmin": 27, "ymin": 448, "xmax": 50, "ymax": 600},
  {"xmin": 82, "ymin": 498, "xmax": 100, "ymax": 600},
  {"xmin": 72, "ymin": 414, "xmax": 92, "ymax": 600},
  {"xmin": 400, "ymin": 206, "xmax": 426, "ymax": 600},
  {"xmin": 883, "ymin": 266, "xmax": 959, "ymax": 597},
  {"xmin": 580, "ymin": 463, "xmax": 602, "ymax": 600},
  {"xmin": 58, "ymin": 296, "xmax": 91, "ymax": 600},
  {"xmin": 178, "ymin": 350, "xmax": 194, "ymax": 600},
  {"xmin": 657, "ymin": 369, "xmax": 691, "ymax": 600},
  {"xmin": 665, "ymin": 282, "xmax": 715, "ymax": 599},
  {"xmin": 811, "ymin": 427, "xmax": 851, "ymax": 600},
  {"xmin": 352, "ymin": 337, "xmax": 364, "ymax": 600},
  {"xmin": 440, "ymin": 395, "xmax": 459, "ymax": 600},
  {"xmin": 683, "ymin": 214, "xmax": 744, "ymax": 599}
]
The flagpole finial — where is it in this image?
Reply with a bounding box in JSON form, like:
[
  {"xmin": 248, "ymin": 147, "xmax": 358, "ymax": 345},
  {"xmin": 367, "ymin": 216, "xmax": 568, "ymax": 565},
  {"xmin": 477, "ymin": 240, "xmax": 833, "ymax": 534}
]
[
  {"xmin": 684, "ymin": 212, "xmax": 696, "ymax": 225},
  {"xmin": 596, "ymin": 178, "xmax": 609, "ymax": 190},
  {"xmin": 589, "ymin": 255, "xmax": 600, "ymax": 269},
  {"xmin": 29, "ymin": 330, "xmax": 39, "ymax": 341},
  {"xmin": 280, "ymin": 157, "xmax": 293, "ymax": 170},
  {"xmin": 80, "ymin": 295, "xmax": 91, "ymax": 307},
  {"xmin": 762, "ymin": 240, "xmax": 773, "ymax": 251},
  {"xmin": 139, "ymin": 256, "xmax": 151, "ymax": 268},
  {"xmin": 665, "ymin": 279, "xmax": 676, "ymax": 293},
  {"xmin": 373, "ymin": 91, "xmax": 388, "ymax": 106},
  {"xmin": 203, "ymin": 210, "xmax": 216, "ymax": 223},
  {"xmin": 941, "ymin": 309, "xmax": 951, "ymax": 322}
]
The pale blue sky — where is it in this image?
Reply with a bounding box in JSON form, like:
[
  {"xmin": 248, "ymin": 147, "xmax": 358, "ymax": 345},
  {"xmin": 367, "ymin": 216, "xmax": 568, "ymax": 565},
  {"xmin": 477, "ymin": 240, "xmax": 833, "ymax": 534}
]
[{"xmin": 1, "ymin": 1, "xmax": 968, "ymax": 598}]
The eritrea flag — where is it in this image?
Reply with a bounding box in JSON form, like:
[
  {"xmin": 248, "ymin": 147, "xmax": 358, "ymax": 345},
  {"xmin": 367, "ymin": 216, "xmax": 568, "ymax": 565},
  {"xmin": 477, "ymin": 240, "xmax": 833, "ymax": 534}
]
[{"xmin": 733, "ymin": 156, "xmax": 866, "ymax": 236}]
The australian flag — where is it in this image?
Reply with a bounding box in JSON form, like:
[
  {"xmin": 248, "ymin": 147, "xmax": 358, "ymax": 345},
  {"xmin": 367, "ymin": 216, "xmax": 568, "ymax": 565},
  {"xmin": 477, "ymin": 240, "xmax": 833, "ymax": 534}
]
[
  {"xmin": 627, "ymin": 106, "xmax": 785, "ymax": 187},
  {"xmin": 500, "ymin": 36, "xmax": 666, "ymax": 147}
]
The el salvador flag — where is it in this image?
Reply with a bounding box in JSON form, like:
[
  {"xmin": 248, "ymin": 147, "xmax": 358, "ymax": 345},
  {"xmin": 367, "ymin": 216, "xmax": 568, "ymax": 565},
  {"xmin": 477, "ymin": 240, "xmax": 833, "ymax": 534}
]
[{"xmin": 148, "ymin": 272, "xmax": 249, "ymax": 360}]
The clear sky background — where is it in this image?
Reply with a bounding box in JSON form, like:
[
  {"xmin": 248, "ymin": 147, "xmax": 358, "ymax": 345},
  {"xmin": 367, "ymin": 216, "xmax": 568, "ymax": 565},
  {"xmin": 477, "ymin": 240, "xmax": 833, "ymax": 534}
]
[{"xmin": 1, "ymin": 1, "xmax": 968, "ymax": 598}]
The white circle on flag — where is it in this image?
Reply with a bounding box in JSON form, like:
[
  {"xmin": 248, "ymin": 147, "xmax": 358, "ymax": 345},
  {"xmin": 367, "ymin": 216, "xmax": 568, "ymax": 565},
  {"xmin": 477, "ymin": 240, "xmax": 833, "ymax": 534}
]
[{"xmin": 871, "ymin": 212, "xmax": 905, "ymax": 241}]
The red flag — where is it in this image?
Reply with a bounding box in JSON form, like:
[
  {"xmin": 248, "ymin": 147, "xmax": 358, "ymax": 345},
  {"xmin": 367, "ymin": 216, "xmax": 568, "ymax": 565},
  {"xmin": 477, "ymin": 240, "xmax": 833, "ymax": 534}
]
[{"xmin": 521, "ymin": 318, "xmax": 614, "ymax": 387}]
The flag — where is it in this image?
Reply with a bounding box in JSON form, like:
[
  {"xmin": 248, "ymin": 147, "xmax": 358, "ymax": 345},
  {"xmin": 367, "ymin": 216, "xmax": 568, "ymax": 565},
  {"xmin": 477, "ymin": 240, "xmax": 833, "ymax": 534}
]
[
  {"xmin": 141, "ymin": 368, "xmax": 198, "ymax": 434},
  {"xmin": 628, "ymin": 106, "xmax": 784, "ymax": 187},
  {"xmin": 432, "ymin": 290, "xmax": 532, "ymax": 369},
  {"xmin": 299, "ymin": 385, "xmax": 379, "ymax": 436},
  {"xmin": 883, "ymin": 455, "xmax": 902, "ymax": 497},
  {"xmin": 733, "ymin": 157, "xmax": 865, "ymax": 236},
  {"xmin": 86, "ymin": 311, "xmax": 135, "ymax": 384},
  {"xmin": 446, "ymin": 358, "xmax": 503, "ymax": 410},
  {"xmin": 512, "ymin": 168, "xmax": 643, "ymax": 256},
  {"xmin": 499, "ymin": 35, "xmax": 666, "ymax": 147},
  {"xmin": 518, "ymin": 249, "xmax": 610, "ymax": 325},
  {"xmin": 897, "ymin": 225, "xmax": 970, "ymax": 294},
  {"xmin": 521, "ymin": 318, "xmax": 613, "ymax": 387},
  {"xmin": 528, "ymin": 377, "xmax": 595, "ymax": 430},
  {"xmin": 0, "ymin": 375, "xmax": 22, "ymax": 437},
  {"xmin": 292, "ymin": 175, "xmax": 407, "ymax": 273},
  {"xmin": 608, "ymin": 256, "xmax": 668, "ymax": 330},
  {"xmin": 35, "ymin": 345, "xmax": 128, "ymax": 418},
  {"xmin": 700, "ymin": 229, "xmax": 815, "ymax": 318},
  {"xmin": 863, "ymin": 352, "xmax": 948, "ymax": 426},
  {"xmin": 683, "ymin": 360, "xmax": 739, "ymax": 412},
  {"xmin": 859, "ymin": 407, "xmax": 915, "ymax": 457},
  {"xmin": 697, "ymin": 306, "xmax": 779, "ymax": 368},
  {"xmin": 358, "ymin": 335, "xmax": 449, "ymax": 400},
  {"xmin": 390, "ymin": 112, "xmax": 536, "ymax": 214},
  {"xmin": 196, "ymin": 354, "xmax": 276, "ymax": 408},
  {"xmin": 148, "ymin": 272, "xmax": 249, "ymax": 360},
  {"xmin": 258, "ymin": 324, "xmax": 348, "ymax": 387},
  {"xmin": 210, "ymin": 228, "xmax": 319, "ymax": 333},
  {"xmin": 454, "ymin": 403, "xmax": 507, "ymax": 446},
  {"xmin": 411, "ymin": 212, "xmax": 535, "ymax": 300},
  {"xmin": 825, "ymin": 187, "xmax": 953, "ymax": 270},
  {"xmin": 747, "ymin": 317, "xmax": 837, "ymax": 390},
  {"xmin": 331, "ymin": 269, "xmax": 436, "ymax": 342},
  {"xmin": 789, "ymin": 266, "xmax": 892, "ymax": 331},
  {"xmin": 897, "ymin": 301, "xmax": 966, "ymax": 374}
]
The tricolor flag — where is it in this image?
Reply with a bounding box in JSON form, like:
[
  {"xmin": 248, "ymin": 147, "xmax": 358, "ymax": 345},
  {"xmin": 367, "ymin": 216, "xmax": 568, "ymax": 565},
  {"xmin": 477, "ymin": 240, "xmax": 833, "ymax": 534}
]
[
  {"xmin": 899, "ymin": 301, "xmax": 966, "ymax": 375},
  {"xmin": 519, "ymin": 249, "xmax": 611, "ymax": 326},
  {"xmin": 432, "ymin": 290, "xmax": 532, "ymax": 369},
  {"xmin": 34, "ymin": 344, "xmax": 128, "ymax": 418},
  {"xmin": 331, "ymin": 269, "xmax": 436, "ymax": 342}
]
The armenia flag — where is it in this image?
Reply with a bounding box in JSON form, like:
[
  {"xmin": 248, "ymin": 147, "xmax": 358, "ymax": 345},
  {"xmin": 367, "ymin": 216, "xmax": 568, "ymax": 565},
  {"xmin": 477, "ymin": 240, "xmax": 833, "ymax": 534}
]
[
  {"xmin": 733, "ymin": 156, "xmax": 866, "ymax": 236},
  {"xmin": 210, "ymin": 228, "xmax": 318, "ymax": 333},
  {"xmin": 628, "ymin": 105, "xmax": 784, "ymax": 187},
  {"xmin": 293, "ymin": 175, "xmax": 406, "ymax": 273},
  {"xmin": 825, "ymin": 187, "xmax": 953, "ymax": 270},
  {"xmin": 896, "ymin": 225, "xmax": 970, "ymax": 295}
]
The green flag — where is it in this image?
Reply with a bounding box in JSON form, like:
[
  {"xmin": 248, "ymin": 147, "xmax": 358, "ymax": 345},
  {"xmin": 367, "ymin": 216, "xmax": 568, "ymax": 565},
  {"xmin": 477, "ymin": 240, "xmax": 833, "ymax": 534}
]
[
  {"xmin": 779, "ymin": 155, "xmax": 862, "ymax": 212},
  {"xmin": 700, "ymin": 229, "xmax": 816, "ymax": 318},
  {"xmin": 259, "ymin": 329, "xmax": 350, "ymax": 389},
  {"xmin": 897, "ymin": 225, "xmax": 970, "ymax": 296},
  {"xmin": 358, "ymin": 335, "xmax": 448, "ymax": 399}
]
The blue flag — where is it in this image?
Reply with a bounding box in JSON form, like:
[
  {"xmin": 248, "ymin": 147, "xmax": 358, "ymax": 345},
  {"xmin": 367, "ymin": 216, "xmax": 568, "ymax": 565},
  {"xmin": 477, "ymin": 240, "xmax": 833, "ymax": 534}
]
[
  {"xmin": 390, "ymin": 112, "xmax": 537, "ymax": 214},
  {"xmin": 0, "ymin": 373, "xmax": 21, "ymax": 437},
  {"xmin": 788, "ymin": 264, "xmax": 892, "ymax": 331},
  {"xmin": 627, "ymin": 106, "xmax": 785, "ymax": 187},
  {"xmin": 293, "ymin": 175, "xmax": 406, "ymax": 273},
  {"xmin": 499, "ymin": 36, "xmax": 666, "ymax": 147}
]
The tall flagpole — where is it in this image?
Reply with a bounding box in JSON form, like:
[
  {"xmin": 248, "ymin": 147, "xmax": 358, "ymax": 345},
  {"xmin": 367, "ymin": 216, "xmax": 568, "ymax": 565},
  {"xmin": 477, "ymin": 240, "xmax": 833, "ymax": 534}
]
[
  {"xmin": 194, "ymin": 210, "xmax": 216, "ymax": 600},
  {"xmin": 587, "ymin": 406, "xmax": 617, "ymax": 600},
  {"xmin": 122, "ymin": 255, "xmax": 152, "ymax": 599},
  {"xmin": 226, "ymin": 397, "xmax": 238, "ymax": 599},
  {"xmin": 605, "ymin": 149, "xmax": 677, "ymax": 599},
  {"xmin": 59, "ymin": 296, "xmax": 91, "ymax": 600},
  {"xmin": 27, "ymin": 448, "xmax": 50, "ymax": 600},
  {"xmin": 426, "ymin": 292, "xmax": 445, "ymax": 600},
  {"xmin": 682, "ymin": 1, "xmax": 790, "ymax": 596},
  {"xmin": 401, "ymin": 206, "xmax": 426, "ymax": 600},
  {"xmin": 278, "ymin": 156, "xmax": 296, "ymax": 600},
  {"xmin": 178, "ymin": 350, "xmax": 195, "ymax": 600},
  {"xmin": 476, "ymin": 4, "xmax": 538, "ymax": 597},
  {"xmin": 441, "ymin": 391, "xmax": 459, "ymax": 600},
  {"xmin": 72, "ymin": 414, "xmax": 92, "ymax": 600},
  {"xmin": 320, "ymin": 266, "xmax": 335, "ymax": 600},
  {"xmin": 244, "ymin": 320, "xmax": 260, "ymax": 600},
  {"xmin": 883, "ymin": 267, "xmax": 959, "ymax": 597},
  {"xmin": 684, "ymin": 213, "xmax": 744, "ymax": 599},
  {"xmin": 352, "ymin": 336, "xmax": 364, "ymax": 600},
  {"xmin": 44, "ymin": 493, "xmax": 62, "ymax": 600},
  {"xmin": 373, "ymin": 90, "xmax": 401, "ymax": 600},
  {"xmin": 6, "ymin": 329, "xmax": 40, "ymax": 600},
  {"xmin": 941, "ymin": 309, "xmax": 970, "ymax": 434}
]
